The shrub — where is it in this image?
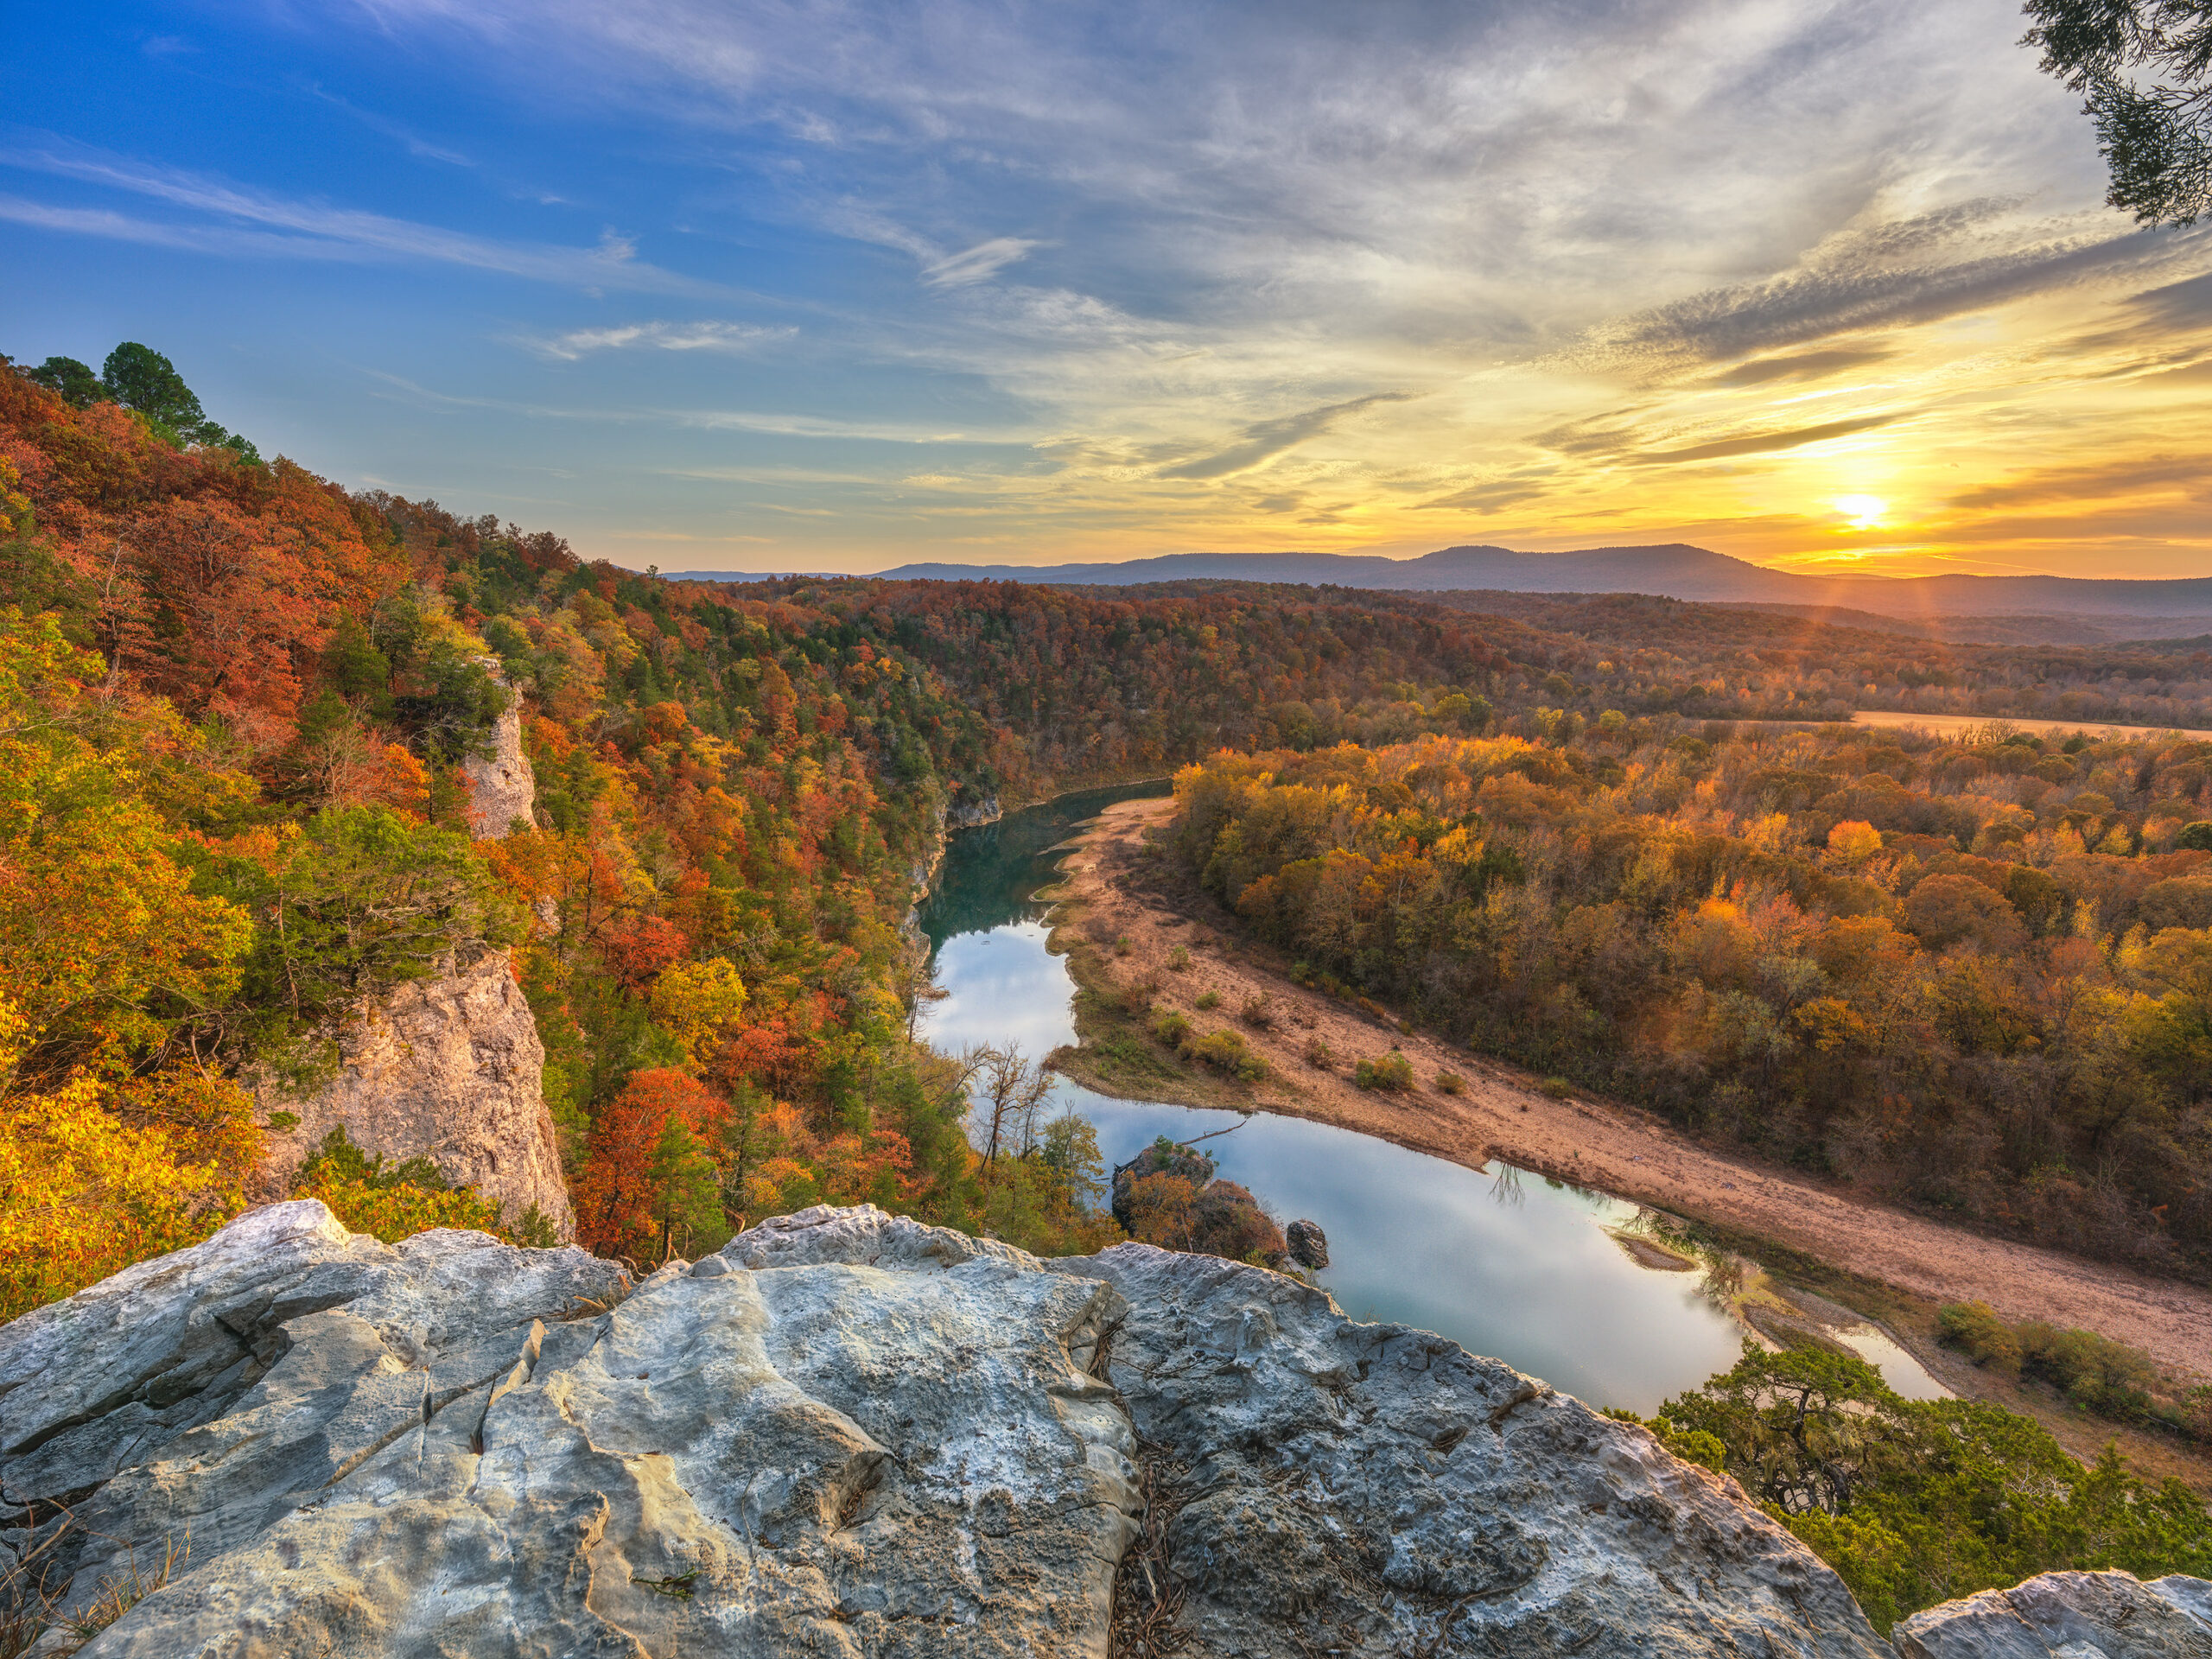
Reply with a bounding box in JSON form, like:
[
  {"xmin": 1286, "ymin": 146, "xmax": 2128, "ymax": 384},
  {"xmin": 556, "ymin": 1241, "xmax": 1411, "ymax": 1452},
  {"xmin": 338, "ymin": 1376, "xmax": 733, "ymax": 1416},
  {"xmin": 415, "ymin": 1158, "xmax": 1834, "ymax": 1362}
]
[
  {"xmin": 1936, "ymin": 1302, "xmax": 2022, "ymax": 1375},
  {"xmin": 1112, "ymin": 935, "xmax": 1132, "ymax": 957},
  {"xmin": 1435, "ymin": 1069, "xmax": 1465, "ymax": 1095},
  {"xmin": 1189, "ymin": 1027, "xmax": 1268, "ymax": 1081},
  {"xmin": 1303, "ymin": 1034, "xmax": 1334, "ymax": 1069},
  {"xmin": 296, "ymin": 1127, "xmax": 508, "ymax": 1243},
  {"xmin": 1353, "ymin": 1050, "xmax": 1414, "ymax": 1091},
  {"xmin": 1539, "ymin": 1076, "xmax": 1573, "ymax": 1100},
  {"xmin": 1643, "ymin": 1344, "xmax": 2212, "ymax": 1629},
  {"xmin": 1166, "ymin": 944, "xmax": 1192, "ymax": 971},
  {"xmin": 1151, "ymin": 1010, "xmax": 1192, "ymax": 1047},
  {"xmin": 1194, "ymin": 989, "xmax": 1222, "ymax": 1010},
  {"xmin": 1239, "ymin": 992, "xmax": 1275, "ymax": 1029},
  {"xmin": 1939, "ymin": 1303, "xmax": 2164, "ymax": 1421},
  {"xmin": 2018, "ymin": 1321, "xmax": 2159, "ymax": 1420}
]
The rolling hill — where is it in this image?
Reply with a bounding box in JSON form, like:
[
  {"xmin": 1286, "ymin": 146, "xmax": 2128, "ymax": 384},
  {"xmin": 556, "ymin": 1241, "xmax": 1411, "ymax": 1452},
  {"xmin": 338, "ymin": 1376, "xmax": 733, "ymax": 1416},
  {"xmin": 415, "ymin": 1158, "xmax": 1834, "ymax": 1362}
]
[{"xmin": 671, "ymin": 543, "xmax": 2212, "ymax": 635}]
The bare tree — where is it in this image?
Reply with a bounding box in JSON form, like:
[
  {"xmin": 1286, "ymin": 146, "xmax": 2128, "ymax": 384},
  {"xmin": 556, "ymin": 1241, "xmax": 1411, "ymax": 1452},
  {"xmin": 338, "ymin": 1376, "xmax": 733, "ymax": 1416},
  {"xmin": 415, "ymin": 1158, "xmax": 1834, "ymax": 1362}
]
[{"xmin": 969, "ymin": 1045, "xmax": 1054, "ymax": 1172}]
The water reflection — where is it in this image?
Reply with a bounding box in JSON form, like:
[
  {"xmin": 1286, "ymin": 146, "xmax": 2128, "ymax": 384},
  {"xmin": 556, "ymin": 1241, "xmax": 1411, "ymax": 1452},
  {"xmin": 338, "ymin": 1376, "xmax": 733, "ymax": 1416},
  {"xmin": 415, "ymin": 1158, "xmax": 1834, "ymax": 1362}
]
[{"xmin": 916, "ymin": 788, "xmax": 1919, "ymax": 1416}]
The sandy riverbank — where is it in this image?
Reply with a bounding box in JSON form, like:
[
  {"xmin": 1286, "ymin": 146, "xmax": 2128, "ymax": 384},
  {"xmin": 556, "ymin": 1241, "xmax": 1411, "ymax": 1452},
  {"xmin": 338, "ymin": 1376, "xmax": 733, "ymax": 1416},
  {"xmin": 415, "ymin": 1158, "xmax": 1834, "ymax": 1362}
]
[{"xmin": 1058, "ymin": 797, "xmax": 2212, "ymax": 1381}]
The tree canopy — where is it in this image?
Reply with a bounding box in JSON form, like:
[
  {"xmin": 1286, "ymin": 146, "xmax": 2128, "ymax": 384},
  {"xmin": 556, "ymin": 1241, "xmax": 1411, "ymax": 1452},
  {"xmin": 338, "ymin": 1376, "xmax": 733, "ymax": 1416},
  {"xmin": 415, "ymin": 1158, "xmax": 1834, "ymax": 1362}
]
[{"xmin": 2025, "ymin": 0, "xmax": 2212, "ymax": 224}]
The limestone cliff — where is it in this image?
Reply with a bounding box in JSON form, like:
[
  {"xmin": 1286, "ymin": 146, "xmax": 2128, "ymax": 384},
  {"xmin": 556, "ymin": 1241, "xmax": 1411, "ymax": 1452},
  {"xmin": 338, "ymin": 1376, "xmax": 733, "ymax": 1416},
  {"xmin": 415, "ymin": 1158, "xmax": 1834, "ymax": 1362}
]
[
  {"xmin": 7, "ymin": 1205, "xmax": 2181, "ymax": 1657},
  {"xmin": 257, "ymin": 950, "xmax": 574, "ymax": 1239},
  {"xmin": 253, "ymin": 674, "xmax": 570, "ymax": 1238},
  {"xmin": 461, "ymin": 666, "xmax": 536, "ymax": 840}
]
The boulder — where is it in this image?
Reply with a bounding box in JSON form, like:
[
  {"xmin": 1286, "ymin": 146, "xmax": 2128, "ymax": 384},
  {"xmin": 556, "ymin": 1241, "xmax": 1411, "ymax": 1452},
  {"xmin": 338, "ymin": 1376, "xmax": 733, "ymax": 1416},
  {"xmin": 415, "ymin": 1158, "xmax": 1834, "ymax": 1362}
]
[
  {"xmin": 1894, "ymin": 1568, "xmax": 2212, "ymax": 1656},
  {"xmin": 255, "ymin": 950, "xmax": 573, "ymax": 1240},
  {"xmin": 1057, "ymin": 1241, "xmax": 1892, "ymax": 1657},
  {"xmin": 0, "ymin": 1204, "xmax": 1137, "ymax": 1658},
  {"xmin": 0, "ymin": 1203, "xmax": 1919, "ymax": 1658},
  {"xmin": 1286, "ymin": 1217, "xmax": 1329, "ymax": 1268}
]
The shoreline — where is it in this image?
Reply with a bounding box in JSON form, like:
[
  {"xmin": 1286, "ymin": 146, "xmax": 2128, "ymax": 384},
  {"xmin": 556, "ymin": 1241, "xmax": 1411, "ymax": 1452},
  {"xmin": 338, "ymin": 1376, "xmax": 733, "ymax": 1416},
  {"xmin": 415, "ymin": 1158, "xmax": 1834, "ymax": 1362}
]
[{"xmin": 1050, "ymin": 797, "xmax": 2212, "ymax": 1397}]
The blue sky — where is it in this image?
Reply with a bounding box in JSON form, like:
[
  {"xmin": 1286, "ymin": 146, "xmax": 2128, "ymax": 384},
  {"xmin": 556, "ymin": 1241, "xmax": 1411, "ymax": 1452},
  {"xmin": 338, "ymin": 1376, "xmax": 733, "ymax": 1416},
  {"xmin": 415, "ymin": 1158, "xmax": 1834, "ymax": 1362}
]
[{"xmin": 9, "ymin": 2, "xmax": 2210, "ymax": 577}]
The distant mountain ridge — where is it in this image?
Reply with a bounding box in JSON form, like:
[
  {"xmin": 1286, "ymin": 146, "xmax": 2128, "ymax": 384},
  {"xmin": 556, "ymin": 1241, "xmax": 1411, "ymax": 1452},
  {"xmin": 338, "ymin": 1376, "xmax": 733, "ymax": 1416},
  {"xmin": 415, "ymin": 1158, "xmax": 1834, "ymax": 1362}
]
[{"xmin": 670, "ymin": 543, "xmax": 2212, "ymax": 622}]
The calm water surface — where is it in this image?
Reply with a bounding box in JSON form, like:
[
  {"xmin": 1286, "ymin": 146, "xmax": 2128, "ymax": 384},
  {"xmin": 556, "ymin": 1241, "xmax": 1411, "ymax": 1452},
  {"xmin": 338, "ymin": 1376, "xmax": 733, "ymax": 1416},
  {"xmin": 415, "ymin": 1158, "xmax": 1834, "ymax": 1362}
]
[{"xmin": 918, "ymin": 785, "xmax": 1942, "ymax": 1414}]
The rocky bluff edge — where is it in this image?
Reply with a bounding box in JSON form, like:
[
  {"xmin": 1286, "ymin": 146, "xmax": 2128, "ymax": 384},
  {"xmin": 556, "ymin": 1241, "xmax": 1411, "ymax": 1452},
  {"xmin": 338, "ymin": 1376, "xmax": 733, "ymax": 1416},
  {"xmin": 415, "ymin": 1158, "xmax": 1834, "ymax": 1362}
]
[{"xmin": 0, "ymin": 1204, "xmax": 2203, "ymax": 1657}]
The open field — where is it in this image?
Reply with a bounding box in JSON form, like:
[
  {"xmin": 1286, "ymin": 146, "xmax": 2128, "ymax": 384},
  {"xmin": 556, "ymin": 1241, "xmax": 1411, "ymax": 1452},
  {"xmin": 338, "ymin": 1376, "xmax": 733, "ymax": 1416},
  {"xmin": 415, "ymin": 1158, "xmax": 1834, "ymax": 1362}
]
[{"xmin": 1850, "ymin": 709, "xmax": 2211, "ymax": 741}]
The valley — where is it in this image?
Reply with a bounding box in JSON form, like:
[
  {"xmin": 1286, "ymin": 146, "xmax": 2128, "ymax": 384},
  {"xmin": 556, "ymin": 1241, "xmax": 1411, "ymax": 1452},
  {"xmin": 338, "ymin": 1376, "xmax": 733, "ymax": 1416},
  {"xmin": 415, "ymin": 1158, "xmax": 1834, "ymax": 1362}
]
[{"xmin": 1056, "ymin": 796, "xmax": 2212, "ymax": 1379}]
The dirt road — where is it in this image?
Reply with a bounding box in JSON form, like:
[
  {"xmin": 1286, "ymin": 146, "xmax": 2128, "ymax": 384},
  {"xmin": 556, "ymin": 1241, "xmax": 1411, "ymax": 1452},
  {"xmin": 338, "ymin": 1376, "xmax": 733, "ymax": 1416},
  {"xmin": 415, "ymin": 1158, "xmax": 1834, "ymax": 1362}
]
[{"xmin": 1063, "ymin": 798, "xmax": 2212, "ymax": 1378}]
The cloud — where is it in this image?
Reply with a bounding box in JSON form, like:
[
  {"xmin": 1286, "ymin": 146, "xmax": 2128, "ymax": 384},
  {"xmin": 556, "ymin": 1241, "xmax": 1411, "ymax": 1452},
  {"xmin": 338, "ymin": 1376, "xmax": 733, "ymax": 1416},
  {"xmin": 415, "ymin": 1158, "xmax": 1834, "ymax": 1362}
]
[
  {"xmin": 1154, "ymin": 394, "xmax": 1412, "ymax": 480},
  {"xmin": 2117, "ymin": 270, "xmax": 2212, "ymax": 330},
  {"xmin": 920, "ymin": 237, "xmax": 1039, "ymax": 288},
  {"xmin": 1948, "ymin": 453, "xmax": 2212, "ymax": 509},
  {"xmin": 0, "ymin": 139, "xmax": 721, "ymax": 294},
  {"xmin": 1706, "ymin": 347, "xmax": 1897, "ymax": 386},
  {"xmin": 306, "ymin": 86, "xmax": 477, "ymax": 168},
  {"xmin": 1417, "ymin": 480, "xmax": 1553, "ymax": 513},
  {"xmin": 524, "ymin": 320, "xmax": 797, "ymax": 359},
  {"xmin": 1636, "ymin": 411, "xmax": 1910, "ymax": 464},
  {"xmin": 1595, "ymin": 227, "xmax": 2180, "ymax": 364}
]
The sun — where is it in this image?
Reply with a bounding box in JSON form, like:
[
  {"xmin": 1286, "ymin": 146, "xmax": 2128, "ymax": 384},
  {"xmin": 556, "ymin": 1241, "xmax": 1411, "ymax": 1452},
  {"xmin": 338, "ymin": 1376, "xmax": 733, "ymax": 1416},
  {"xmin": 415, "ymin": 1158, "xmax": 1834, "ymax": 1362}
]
[{"xmin": 1831, "ymin": 493, "xmax": 1887, "ymax": 529}]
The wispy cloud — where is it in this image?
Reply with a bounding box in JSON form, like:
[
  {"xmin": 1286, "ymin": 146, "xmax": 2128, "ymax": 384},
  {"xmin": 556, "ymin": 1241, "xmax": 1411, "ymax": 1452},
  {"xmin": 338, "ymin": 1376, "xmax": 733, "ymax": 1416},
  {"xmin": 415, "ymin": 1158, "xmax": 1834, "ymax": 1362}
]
[
  {"xmin": 1636, "ymin": 411, "xmax": 1912, "ymax": 465},
  {"xmin": 305, "ymin": 86, "xmax": 476, "ymax": 168},
  {"xmin": 1948, "ymin": 453, "xmax": 2212, "ymax": 510},
  {"xmin": 1706, "ymin": 347, "xmax": 1897, "ymax": 387},
  {"xmin": 1154, "ymin": 394, "xmax": 1412, "ymax": 480},
  {"xmin": 522, "ymin": 320, "xmax": 797, "ymax": 359},
  {"xmin": 1592, "ymin": 226, "xmax": 2183, "ymax": 365},
  {"xmin": 0, "ymin": 138, "xmax": 720, "ymax": 293},
  {"xmin": 920, "ymin": 237, "xmax": 1038, "ymax": 288}
]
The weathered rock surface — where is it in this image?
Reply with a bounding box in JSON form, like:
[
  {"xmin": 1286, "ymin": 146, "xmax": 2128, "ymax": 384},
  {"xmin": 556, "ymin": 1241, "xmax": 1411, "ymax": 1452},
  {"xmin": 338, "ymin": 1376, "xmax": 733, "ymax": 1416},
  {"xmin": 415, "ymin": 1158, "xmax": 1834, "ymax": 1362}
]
[
  {"xmin": 2, "ymin": 1203, "xmax": 1138, "ymax": 1657},
  {"xmin": 1286, "ymin": 1216, "xmax": 1329, "ymax": 1268},
  {"xmin": 945, "ymin": 791, "xmax": 1003, "ymax": 829},
  {"xmin": 1, "ymin": 1203, "xmax": 2199, "ymax": 1658},
  {"xmin": 1894, "ymin": 1569, "xmax": 2212, "ymax": 1656},
  {"xmin": 461, "ymin": 670, "xmax": 536, "ymax": 840},
  {"xmin": 256, "ymin": 950, "xmax": 574, "ymax": 1239},
  {"xmin": 1056, "ymin": 1242, "xmax": 1892, "ymax": 1657}
]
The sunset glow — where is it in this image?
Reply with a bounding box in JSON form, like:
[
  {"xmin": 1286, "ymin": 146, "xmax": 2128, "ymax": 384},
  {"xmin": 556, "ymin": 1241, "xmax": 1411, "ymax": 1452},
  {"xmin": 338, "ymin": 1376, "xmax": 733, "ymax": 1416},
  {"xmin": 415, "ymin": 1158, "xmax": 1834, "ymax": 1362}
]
[{"xmin": 7, "ymin": 2, "xmax": 2210, "ymax": 579}]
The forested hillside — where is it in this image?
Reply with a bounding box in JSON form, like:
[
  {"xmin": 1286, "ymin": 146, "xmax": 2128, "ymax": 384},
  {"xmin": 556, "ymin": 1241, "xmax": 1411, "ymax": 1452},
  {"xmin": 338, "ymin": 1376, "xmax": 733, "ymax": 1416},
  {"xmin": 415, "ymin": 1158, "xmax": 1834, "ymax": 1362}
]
[
  {"xmin": 0, "ymin": 353, "xmax": 1548, "ymax": 1314},
  {"xmin": 1421, "ymin": 589, "xmax": 2212, "ymax": 731},
  {"xmin": 7, "ymin": 340, "xmax": 2212, "ymax": 1319},
  {"xmin": 1169, "ymin": 721, "xmax": 2212, "ymax": 1274}
]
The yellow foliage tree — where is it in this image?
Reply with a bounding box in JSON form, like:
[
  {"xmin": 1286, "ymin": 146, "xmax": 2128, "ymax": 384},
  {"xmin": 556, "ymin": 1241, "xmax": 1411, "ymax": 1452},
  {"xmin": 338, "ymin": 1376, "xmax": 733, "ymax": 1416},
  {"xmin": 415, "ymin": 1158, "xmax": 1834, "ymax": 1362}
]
[{"xmin": 650, "ymin": 957, "xmax": 748, "ymax": 1068}]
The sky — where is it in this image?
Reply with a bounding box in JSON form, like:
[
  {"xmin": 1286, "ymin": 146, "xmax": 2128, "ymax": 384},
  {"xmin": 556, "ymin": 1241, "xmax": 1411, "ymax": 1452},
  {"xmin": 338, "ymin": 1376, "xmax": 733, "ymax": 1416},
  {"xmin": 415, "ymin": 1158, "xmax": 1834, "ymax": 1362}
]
[{"xmin": 7, "ymin": 1, "xmax": 2211, "ymax": 580}]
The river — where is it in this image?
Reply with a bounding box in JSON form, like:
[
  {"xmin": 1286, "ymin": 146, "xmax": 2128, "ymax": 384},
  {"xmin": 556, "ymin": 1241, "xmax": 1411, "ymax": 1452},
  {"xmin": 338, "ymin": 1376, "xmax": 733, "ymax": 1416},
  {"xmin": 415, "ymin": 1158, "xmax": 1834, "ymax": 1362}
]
[{"xmin": 917, "ymin": 783, "xmax": 1944, "ymax": 1415}]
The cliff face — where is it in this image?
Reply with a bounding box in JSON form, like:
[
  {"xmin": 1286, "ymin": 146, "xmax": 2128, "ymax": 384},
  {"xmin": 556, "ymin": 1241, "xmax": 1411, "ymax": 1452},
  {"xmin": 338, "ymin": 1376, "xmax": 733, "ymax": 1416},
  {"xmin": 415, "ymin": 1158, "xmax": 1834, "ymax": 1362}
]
[
  {"xmin": 461, "ymin": 672, "xmax": 536, "ymax": 840},
  {"xmin": 5, "ymin": 1202, "xmax": 2155, "ymax": 1658},
  {"xmin": 256, "ymin": 950, "xmax": 575, "ymax": 1238},
  {"xmin": 254, "ymin": 682, "xmax": 572, "ymax": 1236}
]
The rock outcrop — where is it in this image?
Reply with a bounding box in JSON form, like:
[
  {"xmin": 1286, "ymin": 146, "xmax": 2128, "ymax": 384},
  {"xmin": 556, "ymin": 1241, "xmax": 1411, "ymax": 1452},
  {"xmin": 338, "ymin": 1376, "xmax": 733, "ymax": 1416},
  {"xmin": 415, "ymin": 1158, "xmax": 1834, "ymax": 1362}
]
[
  {"xmin": 461, "ymin": 668, "xmax": 536, "ymax": 840},
  {"xmin": 256, "ymin": 950, "xmax": 574, "ymax": 1239},
  {"xmin": 945, "ymin": 791, "xmax": 1002, "ymax": 830},
  {"xmin": 1287, "ymin": 1216, "xmax": 1329, "ymax": 1268},
  {"xmin": 253, "ymin": 669, "xmax": 567, "ymax": 1236},
  {"xmin": 1894, "ymin": 1569, "xmax": 2212, "ymax": 1656},
  {"xmin": 0, "ymin": 1203, "xmax": 2200, "ymax": 1657}
]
